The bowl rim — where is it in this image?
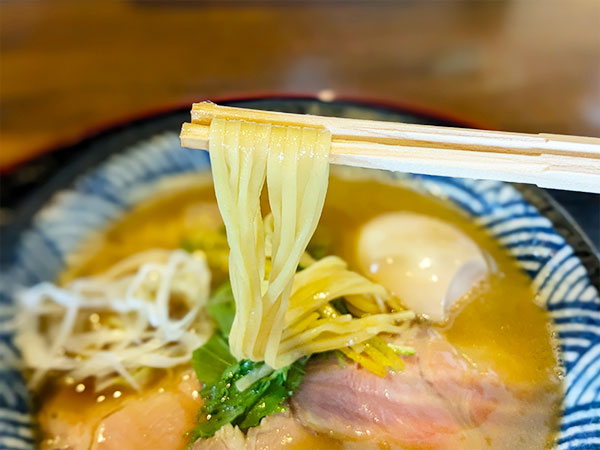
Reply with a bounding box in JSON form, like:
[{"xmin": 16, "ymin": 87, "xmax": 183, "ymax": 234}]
[{"xmin": 2, "ymin": 96, "xmax": 597, "ymax": 286}]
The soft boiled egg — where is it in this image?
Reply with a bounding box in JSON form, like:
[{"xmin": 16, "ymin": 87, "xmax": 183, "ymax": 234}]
[{"xmin": 357, "ymin": 212, "xmax": 492, "ymax": 323}]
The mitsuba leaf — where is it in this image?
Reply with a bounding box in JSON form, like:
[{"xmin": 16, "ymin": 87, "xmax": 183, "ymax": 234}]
[
  {"xmin": 191, "ymin": 334, "xmax": 236, "ymax": 385},
  {"xmin": 189, "ymin": 282, "xmax": 310, "ymax": 443},
  {"xmin": 189, "ymin": 357, "xmax": 309, "ymax": 441},
  {"xmin": 206, "ymin": 282, "xmax": 236, "ymax": 338}
]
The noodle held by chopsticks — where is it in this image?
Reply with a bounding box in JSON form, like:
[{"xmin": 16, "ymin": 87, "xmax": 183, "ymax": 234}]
[
  {"xmin": 209, "ymin": 118, "xmax": 413, "ymax": 369},
  {"xmin": 209, "ymin": 119, "xmax": 330, "ymax": 367}
]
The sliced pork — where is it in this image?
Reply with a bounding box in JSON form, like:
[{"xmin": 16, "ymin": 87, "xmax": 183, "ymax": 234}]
[
  {"xmin": 41, "ymin": 327, "xmax": 559, "ymax": 450},
  {"xmin": 40, "ymin": 371, "xmax": 201, "ymax": 450},
  {"xmin": 191, "ymin": 411, "xmax": 341, "ymax": 450},
  {"xmin": 291, "ymin": 326, "xmax": 530, "ymax": 449}
]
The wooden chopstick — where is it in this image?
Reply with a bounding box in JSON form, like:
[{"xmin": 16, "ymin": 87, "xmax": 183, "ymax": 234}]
[{"xmin": 180, "ymin": 102, "xmax": 600, "ymax": 193}]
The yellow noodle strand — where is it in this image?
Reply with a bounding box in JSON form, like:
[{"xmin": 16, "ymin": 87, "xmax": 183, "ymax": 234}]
[{"xmin": 209, "ymin": 119, "xmax": 414, "ymax": 370}]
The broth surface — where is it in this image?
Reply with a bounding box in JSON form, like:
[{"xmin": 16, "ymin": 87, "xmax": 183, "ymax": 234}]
[{"xmin": 48, "ymin": 172, "xmax": 562, "ymax": 449}]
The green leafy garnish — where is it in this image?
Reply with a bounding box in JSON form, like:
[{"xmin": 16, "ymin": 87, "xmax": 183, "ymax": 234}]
[
  {"xmin": 189, "ymin": 357, "xmax": 309, "ymax": 441},
  {"xmin": 189, "ymin": 281, "xmax": 310, "ymax": 442},
  {"xmin": 206, "ymin": 282, "xmax": 236, "ymax": 338},
  {"xmin": 191, "ymin": 334, "xmax": 236, "ymax": 385}
]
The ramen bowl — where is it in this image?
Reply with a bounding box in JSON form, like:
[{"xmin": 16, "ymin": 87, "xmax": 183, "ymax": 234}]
[{"xmin": 1, "ymin": 98, "xmax": 598, "ymax": 450}]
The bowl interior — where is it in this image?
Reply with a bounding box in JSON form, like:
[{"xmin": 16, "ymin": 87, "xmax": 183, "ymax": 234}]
[{"xmin": 1, "ymin": 97, "xmax": 599, "ymax": 450}]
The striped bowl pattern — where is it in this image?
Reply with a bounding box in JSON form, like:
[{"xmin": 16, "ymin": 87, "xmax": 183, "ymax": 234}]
[{"xmin": 0, "ymin": 131, "xmax": 598, "ymax": 449}]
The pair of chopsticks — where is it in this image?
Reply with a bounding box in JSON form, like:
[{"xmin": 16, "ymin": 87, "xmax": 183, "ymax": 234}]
[{"xmin": 180, "ymin": 102, "xmax": 600, "ymax": 193}]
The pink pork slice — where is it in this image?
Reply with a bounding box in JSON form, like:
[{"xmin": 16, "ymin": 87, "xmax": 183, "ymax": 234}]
[
  {"xmin": 40, "ymin": 371, "xmax": 201, "ymax": 450},
  {"xmin": 291, "ymin": 326, "xmax": 518, "ymax": 449},
  {"xmin": 191, "ymin": 411, "xmax": 342, "ymax": 450}
]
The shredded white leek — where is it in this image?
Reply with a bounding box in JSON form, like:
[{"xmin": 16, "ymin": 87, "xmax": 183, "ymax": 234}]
[{"xmin": 15, "ymin": 249, "xmax": 212, "ymax": 391}]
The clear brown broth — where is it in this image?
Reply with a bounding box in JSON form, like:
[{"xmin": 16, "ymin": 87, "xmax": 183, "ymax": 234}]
[{"xmin": 48, "ymin": 173, "xmax": 562, "ymax": 449}]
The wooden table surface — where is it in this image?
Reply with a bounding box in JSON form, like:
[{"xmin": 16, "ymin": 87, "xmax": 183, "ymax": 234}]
[{"xmin": 1, "ymin": 0, "xmax": 599, "ymax": 171}]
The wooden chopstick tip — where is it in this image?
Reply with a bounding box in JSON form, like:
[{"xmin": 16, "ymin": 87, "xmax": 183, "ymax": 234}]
[
  {"xmin": 179, "ymin": 122, "xmax": 192, "ymax": 140},
  {"xmin": 191, "ymin": 101, "xmax": 220, "ymax": 124},
  {"xmin": 180, "ymin": 122, "xmax": 210, "ymax": 150}
]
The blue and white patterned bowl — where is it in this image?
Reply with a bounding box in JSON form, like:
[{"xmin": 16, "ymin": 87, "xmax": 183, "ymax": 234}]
[{"xmin": 1, "ymin": 99, "xmax": 598, "ymax": 449}]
